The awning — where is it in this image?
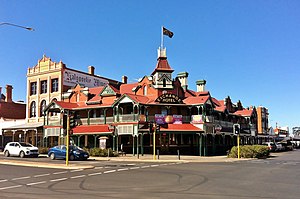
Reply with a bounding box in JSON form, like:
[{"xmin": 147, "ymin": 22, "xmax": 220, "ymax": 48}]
[
  {"xmin": 71, "ymin": 124, "xmax": 113, "ymax": 135},
  {"xmin": 159, "ymin": 124, "xmax": 203, "ymax": 132},
  {"xmin": 2, "ymin": 122, "xmax": 44, "ymax": 131}
]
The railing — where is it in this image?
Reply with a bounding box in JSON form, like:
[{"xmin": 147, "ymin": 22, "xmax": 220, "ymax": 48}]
[
  {"xmin": 114, "ymin": 114, "xmax": 139, "ymax": 122},
  {"xmin": 76, "ymin": 117, "xmax": 114, "ymax": 125}
]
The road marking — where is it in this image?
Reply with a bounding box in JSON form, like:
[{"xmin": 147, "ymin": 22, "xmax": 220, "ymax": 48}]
[
  {"xmin": 50, "ymin": 178, "xmax": 68, "ymax": 182},
  {"xmin": 53, "ymin": 171, "xmax": 68, "ymax": 175},
  {"xmin": 151, "ymin": 164, "xmax": 159, "ymax": 167},
  {"xmin": 94, "ymin": 167, "xmax": 103, "ymax": 169},
  {"xmin": 70, "ymin": 169, "xmax": 83, "ymax": 173},
  {"xmin": 0, "ymin": 179, "xmax": 8, "ymax": 183},
  {"xmin": 0, "ymin": 185, "xmax": 22, "ymax": 190},
  {"xmin": 27, "ymin": 181, "xmax": 46, "ymax": 186},
  {"xmin": 161, "ymin": 164, "xmax": 169, "ymax": 166},
  {"xmin": 88, "ymin": 172, "xmax": 102, "ymax": 176},
  {"xmin": 34, "ymin": 173, "xmax": 50, "ymax": 177},
  {"xmin": 104, "ymin": 170, "xmax": 116, "ymax": 174},
  {"xmin": 117, "ymin": 168, "xmax": 129, "ymax": 171},
  {"xmin": 130, "ymin": 167, "xmax": 140, "ymax": 170},
  {"xmin": 141, "ymin": 165, "xmax": 150, "ymax": 168},
  {"xmin": 12, "ymin": 176, "xmax": 31, "ymax": 181},
  {"xmin": 70, "ymin": 175, "xmax": 86, "ymax": 179}
]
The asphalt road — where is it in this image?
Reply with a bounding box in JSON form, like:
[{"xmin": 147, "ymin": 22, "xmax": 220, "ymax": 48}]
[{"xmin": 0, "ymin": 150, "xmax": 300, "ymax": 199}]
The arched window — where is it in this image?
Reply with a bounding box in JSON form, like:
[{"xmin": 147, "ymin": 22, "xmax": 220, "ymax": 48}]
[
  {"xmin": 40, "ymin": 100, "xmax": 47, "ymax": 116},
  {"xmin": 30, "ymin": 101, "xmax": 36, "ymax": 117}
]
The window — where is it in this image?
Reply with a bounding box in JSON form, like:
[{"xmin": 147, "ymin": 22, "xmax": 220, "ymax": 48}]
[
  {"xmin": 40, "ymin": 100, "xmax": 47, "ymax": 116},
  {"xmin": 163, "ymin": 78, "xmax": 166, "ymax": 87},
  {"xmin": 41, "ymin": 80, "xmax": 47, "ymax": 94},
  {"xmin": 51, "ymin": 78, "xmax": 59, "ymax": 93},
  {"xmin": 30, "ymin": 82, "xmax": 37, "ymax": 95},
  {"xmin": 143, "ymin": 86, "xmax": 147, "ymax": 96},
  {"xmin": 30, "ymin": 101, "xmax": 36, "ymax": 117}
]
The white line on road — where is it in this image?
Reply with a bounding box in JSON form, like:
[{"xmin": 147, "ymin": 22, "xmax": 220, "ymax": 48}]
[
  {"xmin": 88, "ymin": 172, "xmax": 102, "ymax": 176},
  {"xmin": 26, "ymin": 181, "xmax": 47, "ymax": 186},
  {"xmin": 70, "ymin": 175, "xmax": 86, "ymax": 179},
  {"xmin": 103, "ymin": 170, "xmax": 116, "ymax": 174},
  {"xmin": 141, "ymin": 165, "xmax": 150, "ymax": 168},
  {"xmin": 94, "ymin": 167, "xmax": 104, "ymax": 169},
  {"xmin": 12, "ymin": 176, "xmax": 31, "ymax": 181},
  {"xmin": 117, "ymin": 168, "xmax": 129, "ymax": 171},
  {"xmin": 50, "ymin": 178, "xmax": 68, "ymax": 182},
  {"xmin": 70, "ymin": 169, "xmax": 83, "ymax": 173},
  {"xmin": 34, "ymin": 173, "xmax": 50, "ymax": 178},
  {"xmin": 151, "ymin": 164, "xmax": 159, "ymax": 167},
  {"xmin": 53, "ymin": 171, "xmax": 68, "ymax": 175},
  {"xmin": 0, "ymin": 185, "xmax": 23, "ymax": 190},
  {"xmin": 130, "ymin": 167, "xmax": 140, "ymax": 170},
  {"xmin": 0, "ymin": 179, "xmax": 8, "ymax": 183}
]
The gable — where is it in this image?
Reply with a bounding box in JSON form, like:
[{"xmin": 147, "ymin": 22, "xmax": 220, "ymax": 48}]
[{"xmin": 100, "ymin": 85, "xmax": 116, "ymax": 96}]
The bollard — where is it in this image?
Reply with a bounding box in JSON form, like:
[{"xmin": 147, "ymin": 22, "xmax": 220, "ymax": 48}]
[
  {"xmin": 157, "ymin": 149, "xmax": 160, "ymax": 160},
  {"xmin": 177, "ymin": 149, "xmax": 180, "ymax": 160}
]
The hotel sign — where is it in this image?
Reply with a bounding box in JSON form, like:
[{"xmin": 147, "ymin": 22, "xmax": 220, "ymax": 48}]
[
  {"xmin": 63, "ymin": 69, "xmax": 109, "ymax": 88},
  {"xmin": 155, "ymin": 94, "xmax": 182, "ymax": 104}
]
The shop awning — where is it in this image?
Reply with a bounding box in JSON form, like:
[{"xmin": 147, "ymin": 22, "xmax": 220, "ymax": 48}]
[
  {"xmin": 2, "ymin": 122, "xmax": 44, "ymax": 131},
  {"xmin": 71, "ymin": 124, "xmax": 113, "ymax": 135},
  {"xmin": 159, "ymin": 124, "xmax": 203, "ymax": 132}
]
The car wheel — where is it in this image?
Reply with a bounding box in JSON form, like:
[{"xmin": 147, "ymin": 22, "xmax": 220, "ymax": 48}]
[
  {"xmin": 50, "ymin": 153, "xmax": 56, "ymax": 160},
  {"xmin": 20, "ymin": 151, "xmax": 25, "ymax": 158},
  {"xmin": 69, "ymin": 154, "xmax": 75, "ymax": 161},
  {"xmin": 4, "ymin": 150, "xmax": 10, "ymax": 157}
]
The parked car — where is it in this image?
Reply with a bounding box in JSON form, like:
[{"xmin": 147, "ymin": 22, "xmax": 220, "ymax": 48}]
[
  {"xmin": 262, "ymin": 142, "xmax": 276, "ymax": 152},
  {"xmin": 48, "ymin": 145, "xmax": 89, "ymax": 161},
  {"xmin": 3, "ymin": 142, "xmax": 39, "ymax": 158}
]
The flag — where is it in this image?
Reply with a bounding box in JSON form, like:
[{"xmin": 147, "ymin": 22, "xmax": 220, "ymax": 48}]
[{"xmin": 163, "ymin": 27, "xmax": 174, "ymax": 38}]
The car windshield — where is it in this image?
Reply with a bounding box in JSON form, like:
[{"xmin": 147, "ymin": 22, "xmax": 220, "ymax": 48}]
[{"xmin": 19, "ymin": 143, "xmax": 33, "ymax": 147}]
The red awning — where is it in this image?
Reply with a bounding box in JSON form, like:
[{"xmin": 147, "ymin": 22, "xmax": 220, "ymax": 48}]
[
  {"xmin": 72, "ymin": 124, "xmax": 113, "ymax": 135},
  {"xmin": 159, "ymin": 124, "xmax": 203, "ymax": 132}
]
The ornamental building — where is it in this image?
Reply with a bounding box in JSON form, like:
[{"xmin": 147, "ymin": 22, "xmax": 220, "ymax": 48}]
[
  {"xmin": 1, "ymin": 46, "xmax": 272, "ymax": 156},
  {"xmin": 40, "ymin": 47, "xmax": 270, "ymax": 156}
]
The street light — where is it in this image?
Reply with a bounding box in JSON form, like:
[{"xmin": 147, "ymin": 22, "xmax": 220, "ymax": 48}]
[{"xmin": 0, "ymin": 22, "xmax": 34, "ymax": 31}]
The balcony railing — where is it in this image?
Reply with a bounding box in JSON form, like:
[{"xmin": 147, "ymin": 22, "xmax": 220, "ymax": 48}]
[{"xmin": 114, "ymin": 114, "xmax": 139, "ymax": 123}]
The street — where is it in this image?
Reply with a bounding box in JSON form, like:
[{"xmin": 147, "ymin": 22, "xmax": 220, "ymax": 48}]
[{"xmin": 0, "ymin": 150, "xmax": 300, "ymax": 199}]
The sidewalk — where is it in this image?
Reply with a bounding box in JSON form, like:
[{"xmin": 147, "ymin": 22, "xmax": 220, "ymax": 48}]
[{"xmin": 0, "ymin": 152, "xmax": 245, "ymax": 170}]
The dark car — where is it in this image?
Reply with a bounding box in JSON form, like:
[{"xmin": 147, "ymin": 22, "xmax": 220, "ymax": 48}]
[{"xmin": 48, "ymin": 145, "xmax": 89, "ymax": 160}]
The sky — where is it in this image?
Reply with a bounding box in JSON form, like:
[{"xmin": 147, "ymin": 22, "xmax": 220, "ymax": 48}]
[{"xmin": 0, "ymin": 0, "xmax": 299, "ymax": 130}]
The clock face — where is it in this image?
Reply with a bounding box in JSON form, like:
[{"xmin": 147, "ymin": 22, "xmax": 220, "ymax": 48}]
[{"xmin": 158, "ymin": 73, "xmax": 162, "ymax": 78}]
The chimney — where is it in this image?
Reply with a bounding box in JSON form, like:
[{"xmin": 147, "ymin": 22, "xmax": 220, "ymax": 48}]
[
  {"xmin": 196, "ymin": 80, "xmax": 206, "ymax": 92},
  {"xmin": 122, "ymin": 76, "xmax": 128, "ymax": 84},
  {"xmin": 177, "ymin": 72, "xmax": 189, "ymax": 91},
  {"xmin": 5, "ymin": 85, "xmax": 13, "ymax": 102},
  {"xmin": 88, "ymin": 66, "xmax": 95, "ymax": 75}
]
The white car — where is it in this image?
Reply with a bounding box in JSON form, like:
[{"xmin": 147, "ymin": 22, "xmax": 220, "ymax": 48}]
[{"xmin": 4, "ymin": 142, "xmax": 39, "ymax": 158}]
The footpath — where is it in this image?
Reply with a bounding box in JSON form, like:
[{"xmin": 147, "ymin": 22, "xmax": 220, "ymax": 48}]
[{"xmin": 0, "ymin": 152, "xmax": 248, "ymax": 170}]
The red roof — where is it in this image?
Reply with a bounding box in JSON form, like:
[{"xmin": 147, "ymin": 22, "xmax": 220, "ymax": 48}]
[
  {"xmin": 120, "ymin": 83, "xmax": 138, "ymax": 94},
  {"xmin": 160, "ymin": 124, "xmax": 202, "ymax": 132},
  {"xmin": 151, "ymin": 57, "xmax": 174, "ymax": 75},
  {"xmin": 55, "ymin": 101, "xmax": 79, "ymax": 109},
  {"xmin": 183, "ymin": 96, "xmax": 209, "ymax": 105},
  {"xmin": 235, "ymin": 109, "xmax": 253, "ymax": 117},
  {"xmin": 72, "ymin": 124, "xmax": 112, "ymax": 134}
]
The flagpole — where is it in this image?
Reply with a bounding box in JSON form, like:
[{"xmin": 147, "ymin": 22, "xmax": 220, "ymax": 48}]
[{"xmin": 161, "ymin": 26, "xmax": 164, "ymax": 49}]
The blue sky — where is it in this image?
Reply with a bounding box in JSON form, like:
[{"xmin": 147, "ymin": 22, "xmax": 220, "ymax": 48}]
[{"xmin": 1, "ymin": 0, "xmax": 299, "ymax": 130}]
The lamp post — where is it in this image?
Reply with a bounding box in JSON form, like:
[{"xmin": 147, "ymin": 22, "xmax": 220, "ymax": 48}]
[{"xmin": 0, "ymin": 22, "xmax": 34, "ymax": 31}]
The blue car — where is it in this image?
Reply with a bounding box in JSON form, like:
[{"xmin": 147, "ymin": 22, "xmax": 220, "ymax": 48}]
[{"xmin": 48, "ymin": 145, "xmax": 89, "ymax": 161}]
